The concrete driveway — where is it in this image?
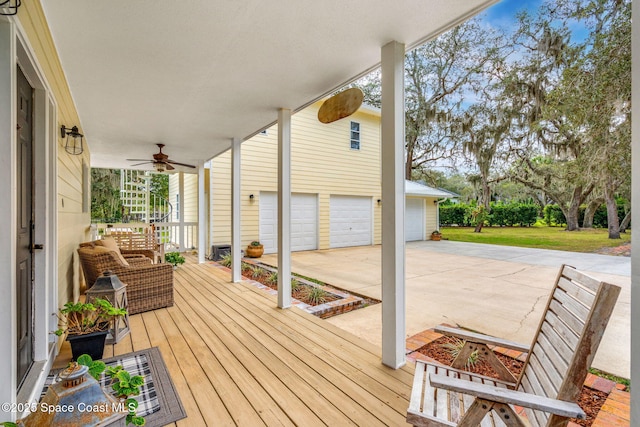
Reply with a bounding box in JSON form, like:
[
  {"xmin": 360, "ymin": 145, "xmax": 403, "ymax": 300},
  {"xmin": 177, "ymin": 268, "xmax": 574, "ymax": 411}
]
[{"xmin": 260, "ymin": 240, "xmax": 630, "ymax": 378}]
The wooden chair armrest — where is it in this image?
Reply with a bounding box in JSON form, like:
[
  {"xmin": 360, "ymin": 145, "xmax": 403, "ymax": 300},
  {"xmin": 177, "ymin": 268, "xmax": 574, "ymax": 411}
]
[
  {"xmin": 429, "ymin": 373, "xmax": 585, "ymax": 419},
  {"xmin": 435, "ymin": 325, "xmax": 530, "ymax": 353}
]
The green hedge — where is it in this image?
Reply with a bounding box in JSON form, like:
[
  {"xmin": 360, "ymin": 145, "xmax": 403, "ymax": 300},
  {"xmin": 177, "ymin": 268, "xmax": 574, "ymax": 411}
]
[
  {"xmin": 439, "ymin": 202, "xmax": 539, "ymax": 227},
  {"xmin": 443, "ymin": 201, "xmax": 628, "ymax": 228},
  {"xmin": 439, "ymin": 205, "xmax": 470, "ymax": 226},
  {"xmin": 543, "ymin": 204, "xmax": 566, "ymax": 226}
]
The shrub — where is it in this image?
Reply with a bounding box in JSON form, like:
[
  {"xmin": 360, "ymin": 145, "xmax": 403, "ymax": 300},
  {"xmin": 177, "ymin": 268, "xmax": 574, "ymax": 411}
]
[
  {"xmin": 219, "ymin": 254, "xmax": 232, "ymax": 267},
  {"xmin": 488, "ymin": 202, "xmax": 539, "ymax": 226},
  {"xmin": 543, "ymin": 204, "xmax": 566, "ymax": 226},
  {"xmin": 165, "ymin": 251, "xmax": 185, "ymax": 266},
  {"xmin": 439, "ymin": 205, "xmax": 469, "ymax": 226},
  {"xmin": 443, "ymin": 338, "xmax": 481, "ymax": 370},
  {"xmin": 304, "ymin": 287, "xmax": 328, "ymax": 305},
  {"xmin": 265, "ymin": 272, "xmax": 278, "ymax": 285},
  {"xmin": 248, "ymin": 265, "xmax": 263, "ymax": 279}
]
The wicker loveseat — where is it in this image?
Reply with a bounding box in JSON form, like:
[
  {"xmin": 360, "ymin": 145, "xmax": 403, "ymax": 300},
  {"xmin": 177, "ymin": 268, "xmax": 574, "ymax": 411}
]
[{"xmin": 78, "ymin": 239, "xmax": 174, "ymax": 315}]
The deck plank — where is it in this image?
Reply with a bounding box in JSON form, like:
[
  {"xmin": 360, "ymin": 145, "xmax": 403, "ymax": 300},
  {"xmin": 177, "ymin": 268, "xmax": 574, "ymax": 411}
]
[
  {"xmin": 177, "ymin": 273, "xmax": 402, "ymax": 425},
  {"xmin": 174, "ymin": 276, "xmax": 357, "ymax": 426},
  {"xmin": 181, "ymin": 266, "xmax": 413, "ymax": 416},
  {"xmin": 192, "ymin": 263, "xmax": 415, "ymax": 387},
  {"xmin": 53, "ymin": 258, "xmax": 413, "ymax": 426},
  {"xmin": 141, "ymin": 310, "xmax": 212, "ymax": 427}
]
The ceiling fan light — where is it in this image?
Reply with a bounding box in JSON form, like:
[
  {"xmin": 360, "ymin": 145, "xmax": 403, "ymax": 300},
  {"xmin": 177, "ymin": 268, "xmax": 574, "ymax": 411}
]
[{"xmin": 154, "ymin": 163, "xmax": 165, "ymax": 173}]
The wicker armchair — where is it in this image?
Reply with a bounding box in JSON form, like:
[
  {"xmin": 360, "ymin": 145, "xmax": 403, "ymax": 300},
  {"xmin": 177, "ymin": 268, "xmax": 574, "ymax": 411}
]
[{"xmin": 77, "ymin": 244, "xmax": 174, "ymax": 315}]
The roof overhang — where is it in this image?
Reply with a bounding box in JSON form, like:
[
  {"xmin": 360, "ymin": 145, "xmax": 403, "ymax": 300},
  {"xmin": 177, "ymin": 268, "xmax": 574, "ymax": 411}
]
[
  {"xmin": 405, "ymin": 180, "xmax": 456, "ymax": 198},
  {"xmin": 41, "ymin": 0, "xmax": 498, "ymax": 170}
]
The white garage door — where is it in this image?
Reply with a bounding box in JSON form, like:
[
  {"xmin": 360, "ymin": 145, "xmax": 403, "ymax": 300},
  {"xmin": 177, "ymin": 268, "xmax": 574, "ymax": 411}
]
[
  {"xmin": 260, "ymin": 192, "xmax": 318, "ymax": 254},
  {"xmin": 405, "ymin": 198, "xmax": 425, "ymax": 241},
  {"xmin": 330, "ymin": 195, "xmax": 372, "ymax": 248}
]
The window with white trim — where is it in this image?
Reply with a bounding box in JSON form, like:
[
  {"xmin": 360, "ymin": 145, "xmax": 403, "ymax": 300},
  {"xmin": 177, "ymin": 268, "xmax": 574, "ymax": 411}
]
[{"xmin": 350, "ymin": 121, "xmax": 360, "ymax": 150}]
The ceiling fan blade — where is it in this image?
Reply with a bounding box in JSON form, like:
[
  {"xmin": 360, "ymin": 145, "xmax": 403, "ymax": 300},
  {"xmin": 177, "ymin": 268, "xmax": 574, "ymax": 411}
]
[
  {"xmin": 167, "ymin": 160, "xmax": 196, "ymax": 168},
  {"xmin": 126, "ymin": 159, "xmax": 151, "ymax": 162},
  {"xmin": 165, "ymin": 163, "xmax": 175, "ymax": 171},
  {"xmin": 130, "ymin": 161, "xmax": 153, "ymax": 166}
]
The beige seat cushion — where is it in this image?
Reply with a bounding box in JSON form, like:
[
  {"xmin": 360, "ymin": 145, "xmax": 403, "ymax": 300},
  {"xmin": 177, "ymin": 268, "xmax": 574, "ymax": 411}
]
[{"xmin": 96, "ymin": 236, "xmax": 129, "ymax": 266}]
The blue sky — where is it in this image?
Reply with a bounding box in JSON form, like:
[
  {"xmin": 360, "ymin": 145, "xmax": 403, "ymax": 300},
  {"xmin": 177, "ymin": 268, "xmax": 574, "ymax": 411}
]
[
  {"xmin": 483, "ymin": 0, "xmax": 543, "ymax": 28},
  {"xmin": 482, "ymin": 0, "xmax": 589, "ymax": 43}
]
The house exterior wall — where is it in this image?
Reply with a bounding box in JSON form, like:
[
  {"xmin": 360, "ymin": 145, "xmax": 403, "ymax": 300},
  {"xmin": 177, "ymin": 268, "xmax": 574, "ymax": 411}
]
[
  {"xmin": 19, "ymin": 0, "xmax": 90, "ymax": 308},
  {"xmin": 0, "ymin": 1, "xmax": 90, "ymax": 412},
  {"xmin": 208, "ymin": 101, "xmax": 382, "ymax": 250},
  {"xmin": 182, "ymin": 173, "xmax": 199, "ymax": 223},
  {"xmin": 425, "ymin": 197, "xmax": 439, "ymax": 234}
]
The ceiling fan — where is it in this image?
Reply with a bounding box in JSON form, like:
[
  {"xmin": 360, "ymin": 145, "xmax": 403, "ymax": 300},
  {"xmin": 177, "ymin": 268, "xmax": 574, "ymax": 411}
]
[{"xmin": 127, "ymin": 144, "xmax": 196, "ymax": 172}]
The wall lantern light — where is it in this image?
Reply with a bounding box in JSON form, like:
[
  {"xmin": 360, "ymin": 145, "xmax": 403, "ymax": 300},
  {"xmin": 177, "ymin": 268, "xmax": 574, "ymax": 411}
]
[
  {"xmin": 249, "ymin": 194, "xmax": 255, "ymax": 200},
  {"xmin": 61, "ymin": 125, "xmax": 84, "ymax": 155},
  {"xmin": 377, "ymin": 199, "xmax": 382, "ymax": 205},
  {"xmin": 0, "ymin": 0, "xmax": 21, "ymax": 16}
]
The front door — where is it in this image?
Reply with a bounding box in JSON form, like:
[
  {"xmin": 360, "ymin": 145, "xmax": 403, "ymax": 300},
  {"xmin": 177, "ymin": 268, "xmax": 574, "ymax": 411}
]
[{"xmin": 16, "ymin": 66, "xmax": 34, "ymax": 387}]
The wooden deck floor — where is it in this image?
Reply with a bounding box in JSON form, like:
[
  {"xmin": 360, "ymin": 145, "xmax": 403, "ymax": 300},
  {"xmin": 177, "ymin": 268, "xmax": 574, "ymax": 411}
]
[{"xmin": 55, "ymin": 259, "xmax": 414, "ymax": 426}]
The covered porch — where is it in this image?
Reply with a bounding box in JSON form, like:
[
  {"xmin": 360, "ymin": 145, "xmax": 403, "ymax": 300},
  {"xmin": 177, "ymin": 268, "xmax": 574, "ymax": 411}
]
[
  {"xmin": 2, "ymin": 1, "xmax": 639, "ymax": 425},
  {"xmin": 53, "ymin": 257, "xmax": 414, "ymax": 426}
]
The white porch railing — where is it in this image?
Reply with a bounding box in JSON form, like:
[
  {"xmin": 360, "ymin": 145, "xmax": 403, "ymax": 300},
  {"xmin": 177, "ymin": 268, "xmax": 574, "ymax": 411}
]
[{"xmin": 94, "ymin": 221, "xmax": 198, "ymax": 252}]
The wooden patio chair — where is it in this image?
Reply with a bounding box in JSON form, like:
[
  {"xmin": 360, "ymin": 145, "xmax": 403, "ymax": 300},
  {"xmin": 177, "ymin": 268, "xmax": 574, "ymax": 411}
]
[
  {"xmin": 406, "ymin": 264, "xmax": 620, "ymax": 427},
  {"xmin": 108, "ymin": 230, "xmax": 164, "ymax": 263}
]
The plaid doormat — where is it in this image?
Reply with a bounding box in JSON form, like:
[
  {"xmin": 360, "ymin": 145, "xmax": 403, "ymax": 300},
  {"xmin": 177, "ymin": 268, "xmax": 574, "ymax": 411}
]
[{"xmin": 43, "ymin": 347, "xmax": 186, "ymax": 426}]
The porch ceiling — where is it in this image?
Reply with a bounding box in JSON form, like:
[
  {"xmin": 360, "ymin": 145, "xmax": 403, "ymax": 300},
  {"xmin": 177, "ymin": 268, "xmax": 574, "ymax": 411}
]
[{"xmin": 41, "ymin": 0, "xmax": 497, "ymax": 170}]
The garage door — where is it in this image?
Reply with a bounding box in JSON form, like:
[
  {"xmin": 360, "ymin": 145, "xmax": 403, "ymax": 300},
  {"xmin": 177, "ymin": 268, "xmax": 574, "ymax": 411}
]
[
  {"xmin": 260, "ymin": 192, "xmax": 318, "ymax": 254},
  {"xmin": 405, "ymin": 198, "xmax": 425, "ymax": 241},
  {"xmin": 330, "ymin": 195, "xmax": 372, "ymax": 248}
]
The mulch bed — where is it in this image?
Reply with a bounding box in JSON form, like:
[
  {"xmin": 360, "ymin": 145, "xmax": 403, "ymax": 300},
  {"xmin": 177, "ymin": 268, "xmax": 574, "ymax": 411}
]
[
  {"xmin": 416, "ymin": 336, "xmax": 607, "ymax": 427},
  {"xmin": 241, "ymin": 265, "xmax": 341, "ymax": 306},
  {"xmin": 595, "ymin": 242, "xmax": 631, "ymax": 257}
]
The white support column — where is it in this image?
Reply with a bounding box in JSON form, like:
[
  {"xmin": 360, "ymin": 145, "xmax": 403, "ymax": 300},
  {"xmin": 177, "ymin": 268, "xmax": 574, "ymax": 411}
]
[
  {"xmin": 380, "ymin": 40, "xmax": 406, "ymax": 369},
  {"xmin": 178, "ymin": 171, "xmax": 185, "ymax": 251},
  {"xmin": 197, "ymin": 161, "xmax": 206, "ymax": 264},
  {"xmin": 630, "ymin": 2, "xmax": 639, "ymax": 425},
  {"xmin": 145, "ymin": 174, "xmax": 150, "ymax": 224},
  {"xmin": 0, "ymin": 18, "xmax": 17, "ymax": 414},
  {"xmin": 277, "ymin": 108, "xmax": 292, "ymax": 308},
  {"xmin": 231, "ymin": 138, "xmax": 242, "ymax": 282}
]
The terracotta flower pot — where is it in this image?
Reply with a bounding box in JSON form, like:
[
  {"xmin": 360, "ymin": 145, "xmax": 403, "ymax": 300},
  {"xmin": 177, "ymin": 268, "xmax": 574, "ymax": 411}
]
[
  {"xmin": 246, "ymin": 245, "xmax": 264, "ymax": 258},
  {"xmin": 431, "ymin": 234, "xmax": 442, "ymax": 241}
]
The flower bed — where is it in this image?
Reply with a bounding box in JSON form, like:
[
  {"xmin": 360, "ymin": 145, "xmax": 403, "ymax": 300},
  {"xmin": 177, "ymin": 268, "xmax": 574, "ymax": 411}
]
[{"xmin": 214, "ymin": 256, "xmax": 379, "ymax": 319}]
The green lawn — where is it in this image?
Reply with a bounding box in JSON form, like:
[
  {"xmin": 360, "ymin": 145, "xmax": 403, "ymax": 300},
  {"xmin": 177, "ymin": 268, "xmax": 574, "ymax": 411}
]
[{"xmin": 440, "ymin": 225, "xmax": 631, "ymax": 253}]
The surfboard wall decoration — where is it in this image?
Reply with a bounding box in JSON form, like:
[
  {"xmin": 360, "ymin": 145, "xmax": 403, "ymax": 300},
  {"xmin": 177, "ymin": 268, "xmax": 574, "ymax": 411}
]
[{"xmin": 317, "ymin": 87, "xmax": 364, "ymax": 124}]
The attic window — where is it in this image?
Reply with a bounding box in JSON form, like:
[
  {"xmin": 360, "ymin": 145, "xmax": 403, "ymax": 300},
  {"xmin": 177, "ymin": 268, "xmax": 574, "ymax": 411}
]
[{"xmin": 350, "ymin": 121, "xmax": 360, "ymax": 150}]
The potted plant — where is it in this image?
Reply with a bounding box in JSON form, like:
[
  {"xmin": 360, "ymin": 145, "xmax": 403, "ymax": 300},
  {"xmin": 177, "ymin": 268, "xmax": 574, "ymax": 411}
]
[
  {"xmin": 431, "ymin": 230, "xmax": 442, "ymax": 241},
  {"xmin": 165, "ymin": 251, "xmax": 186, "ymax": 269},
  {"xmin": 245, "ymin": 240, "xmax": 264, "ymax": 258},
  {"xmin": 55, "ymin": 298, "xmax": 127, "ymax": 360}
]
